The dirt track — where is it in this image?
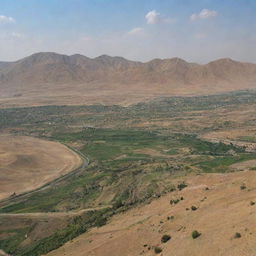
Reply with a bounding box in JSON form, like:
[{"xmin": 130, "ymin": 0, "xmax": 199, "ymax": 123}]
[
  {"xmin": 46, "ymin": 170, "xmax": 256, "ymax": 256},
  {"xmin": 0, "ymin": 206, "xmax": 111, "ymax": 219},
  {"xmin": 0, "ymin": 135, "xmax": 82, "ymax": 200}
]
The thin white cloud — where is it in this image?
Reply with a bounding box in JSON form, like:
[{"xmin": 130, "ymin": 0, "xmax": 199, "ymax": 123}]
[
  {"xmin": 127, "ymin": 27, "xmax": 144, "ymax": 36},
  {"xmin": 145, "ymin": 10, "xmax": 160, "ymax": 24},
  {"xmin": 190, "ymin": 9, "xmax": 218, "ymax": 21},
  {"xmin": 0, "ymin": 15, "xmax": 15, "ymax": 24},
  {"xmin": 145, "ymin": 10, "xmax": 176, "ymax": 25}
]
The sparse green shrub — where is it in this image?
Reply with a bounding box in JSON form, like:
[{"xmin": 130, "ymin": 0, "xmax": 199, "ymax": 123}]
[
  {"xmin": 95, "ymin": 216, "xmax": 107, "ymax": 227},
  {"xmin": 191, "ymin": 206, "xmax": 198, "ymax": 211},
  {"xmin": 154, "ymin": 246, "xmax": 162, "ymax": 254},
  {"xmin": 240, "ymin": 184, "xmax": 246, "ymax": 190},
  {"xmin": 161, "ymin": 234, "xmax": 171, "ymax": 243},
  {"xmin": 191, "ymin": 230, "xmax": 201, "ymax": 239},
  {"xmin": 113, "ymin": 199, "xmax": 124, "ymax": 209},
  {"xmin": 234, "ymin": 232, "xmax": 241, "ymax": 238},
  {"xmin": 177, "ymin": 182, "xmax": 187, "ymax": 191},
  {"xmin": 170, "ymin": 199, "xmax": 180, "ymax": 205}
]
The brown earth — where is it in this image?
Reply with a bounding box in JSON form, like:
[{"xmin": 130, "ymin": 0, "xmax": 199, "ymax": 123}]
[
  {"xmin": 46, "ymin": 170, "xmax": 256, "ymax": 256},
  {"xmin": 200, "ymin": 129, "xmax": 256, "ymax": 153},
  {"xmin": 0, "ymin": 135, "xmax": 82, "ymax": 200},
  {"xmin": 0, "ymin": 206, "xmax": 111, "ymax": 219},
  {"xmin": 230, "ymin": 160, "xmax": 256, "ymax": 171},
  {"xmin": 0, "ymin": 52, "xmax": 256, "ymax": 108}
]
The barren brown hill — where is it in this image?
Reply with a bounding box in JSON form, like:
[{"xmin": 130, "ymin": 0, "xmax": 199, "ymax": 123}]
[
  {"xmin": 46, "ymin": 170, "xmax": 256, "ymax": 256},
  {"xmin": 0, "ymin": 52, "xmax": 256, "ymax": 107},
  {"xmin": 0, "ymin": 134, "xmax": 82, "ymax": 200}
]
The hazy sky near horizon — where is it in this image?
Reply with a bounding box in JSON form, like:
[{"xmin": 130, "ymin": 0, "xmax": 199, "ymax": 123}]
[{"xmin": 0, "ymin": 0, "xmax": 255, "ymax": 63}]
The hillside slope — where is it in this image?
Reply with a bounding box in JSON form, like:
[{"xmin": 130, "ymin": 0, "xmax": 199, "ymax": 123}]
[
  {"xmin": 46, "ymin": 170, "xmax": 256, "ymax": 256},
  {"xmin": 0, "ymin": 52, "xmax": 256, "ymax": 107}
]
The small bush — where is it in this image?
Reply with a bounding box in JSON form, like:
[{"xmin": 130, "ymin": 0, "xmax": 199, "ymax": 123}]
[
  {"xmin": 154, "ymin": 247, "xmax": 162, "ymax": 254},
  {"xmin": 192, "ymin": 230, "xmax": 201, "ymax": 239},
  {"xmin": 250, "ymin": 201, "xmax": 255, "ymax": 206},
  {"xmin": 234, "ymin": 232, "xmax": 241, "ymax": 238},
  {"xmin": 240, "ymin": 184, "xmax": 246, "ymax": 190},
  {"xmin": 177, "ymin": 182, "xmax": 187, "ymax": 191},
  {"xmin": 169, "ymin": 187, "xmax": 176, "ymax": 192},
  {"xmin": 161, "ymin": 234, "xmax": 171, "ymax": 243},
  {"xmin": 170, "ymin": 199, "xmax": 180, "ymax": 205},
  {"xmin": 191, "ymin": 206, "xmax": 198, "ymax": 211},
  {"xmin": 113, "ymin": 199, "xmax": 124, "ymax": 209},
  {"xmin": 95, "ymin": 216, "xmax": 107, "ymax": 227}
]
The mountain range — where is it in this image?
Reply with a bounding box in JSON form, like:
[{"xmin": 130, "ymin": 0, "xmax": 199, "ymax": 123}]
[{"xmin": 0, "ymin": 52, "xmax": 255, "ymax": 107}]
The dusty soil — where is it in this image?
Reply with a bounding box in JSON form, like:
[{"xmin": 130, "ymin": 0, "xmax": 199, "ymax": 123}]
[
  {"xmin": 200, "ymin": 128, "xmax": 256, "ymax": 152},
  {"xmin": 201, "ymin": 129, "xmax": 256, "ymax": 141},
  {"xmin": 46, "ymin": 170, "xmax": 256, "ymax": 256},
  {"xmin": 0, "ymin": 206, "xmax": 111, "ymax": 219},
  {"xmin": 0, "ymin": 135, "xmax": 82, "ymax": 200},
  {"xmin": 230, "ymin": 160, "xmax": 256, "ymax": 171}
]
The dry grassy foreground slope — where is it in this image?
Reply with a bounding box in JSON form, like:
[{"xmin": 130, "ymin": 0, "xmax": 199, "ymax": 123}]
[
  {"xmin": 0, "ymin": 135, "xmax": 82, "ymax": 200},
  {"xmin": 46, "ymin": 170, "xmax": 256, "ymax": 256},
  {"xmin": 0, "ymin": 52, "xmax": 256, "ymax": 107}
]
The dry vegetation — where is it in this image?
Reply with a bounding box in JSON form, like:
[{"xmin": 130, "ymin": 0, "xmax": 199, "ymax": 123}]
[
  {"xmin": 46, "ymin": 171, "xmax": 256, "ymax": 256},
  {"xmin": 0, "ymin": 135, "xmax": 82, "ymax": 200}
]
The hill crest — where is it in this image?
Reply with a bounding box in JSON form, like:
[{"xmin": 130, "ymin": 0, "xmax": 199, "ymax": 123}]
[{"xmin": 0, "ymin": 52, "xmax": 255, "ymax": 107}]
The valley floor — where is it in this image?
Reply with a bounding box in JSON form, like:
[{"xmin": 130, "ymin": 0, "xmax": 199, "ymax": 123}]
[{"xmin": 0, "ymin": 91, "xmax": 255, "ymax": 255}]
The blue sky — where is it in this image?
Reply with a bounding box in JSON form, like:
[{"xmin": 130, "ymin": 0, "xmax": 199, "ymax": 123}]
[{"xmin": 0, "ymin": 0, "xmax": 255, "ymax": 62}]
